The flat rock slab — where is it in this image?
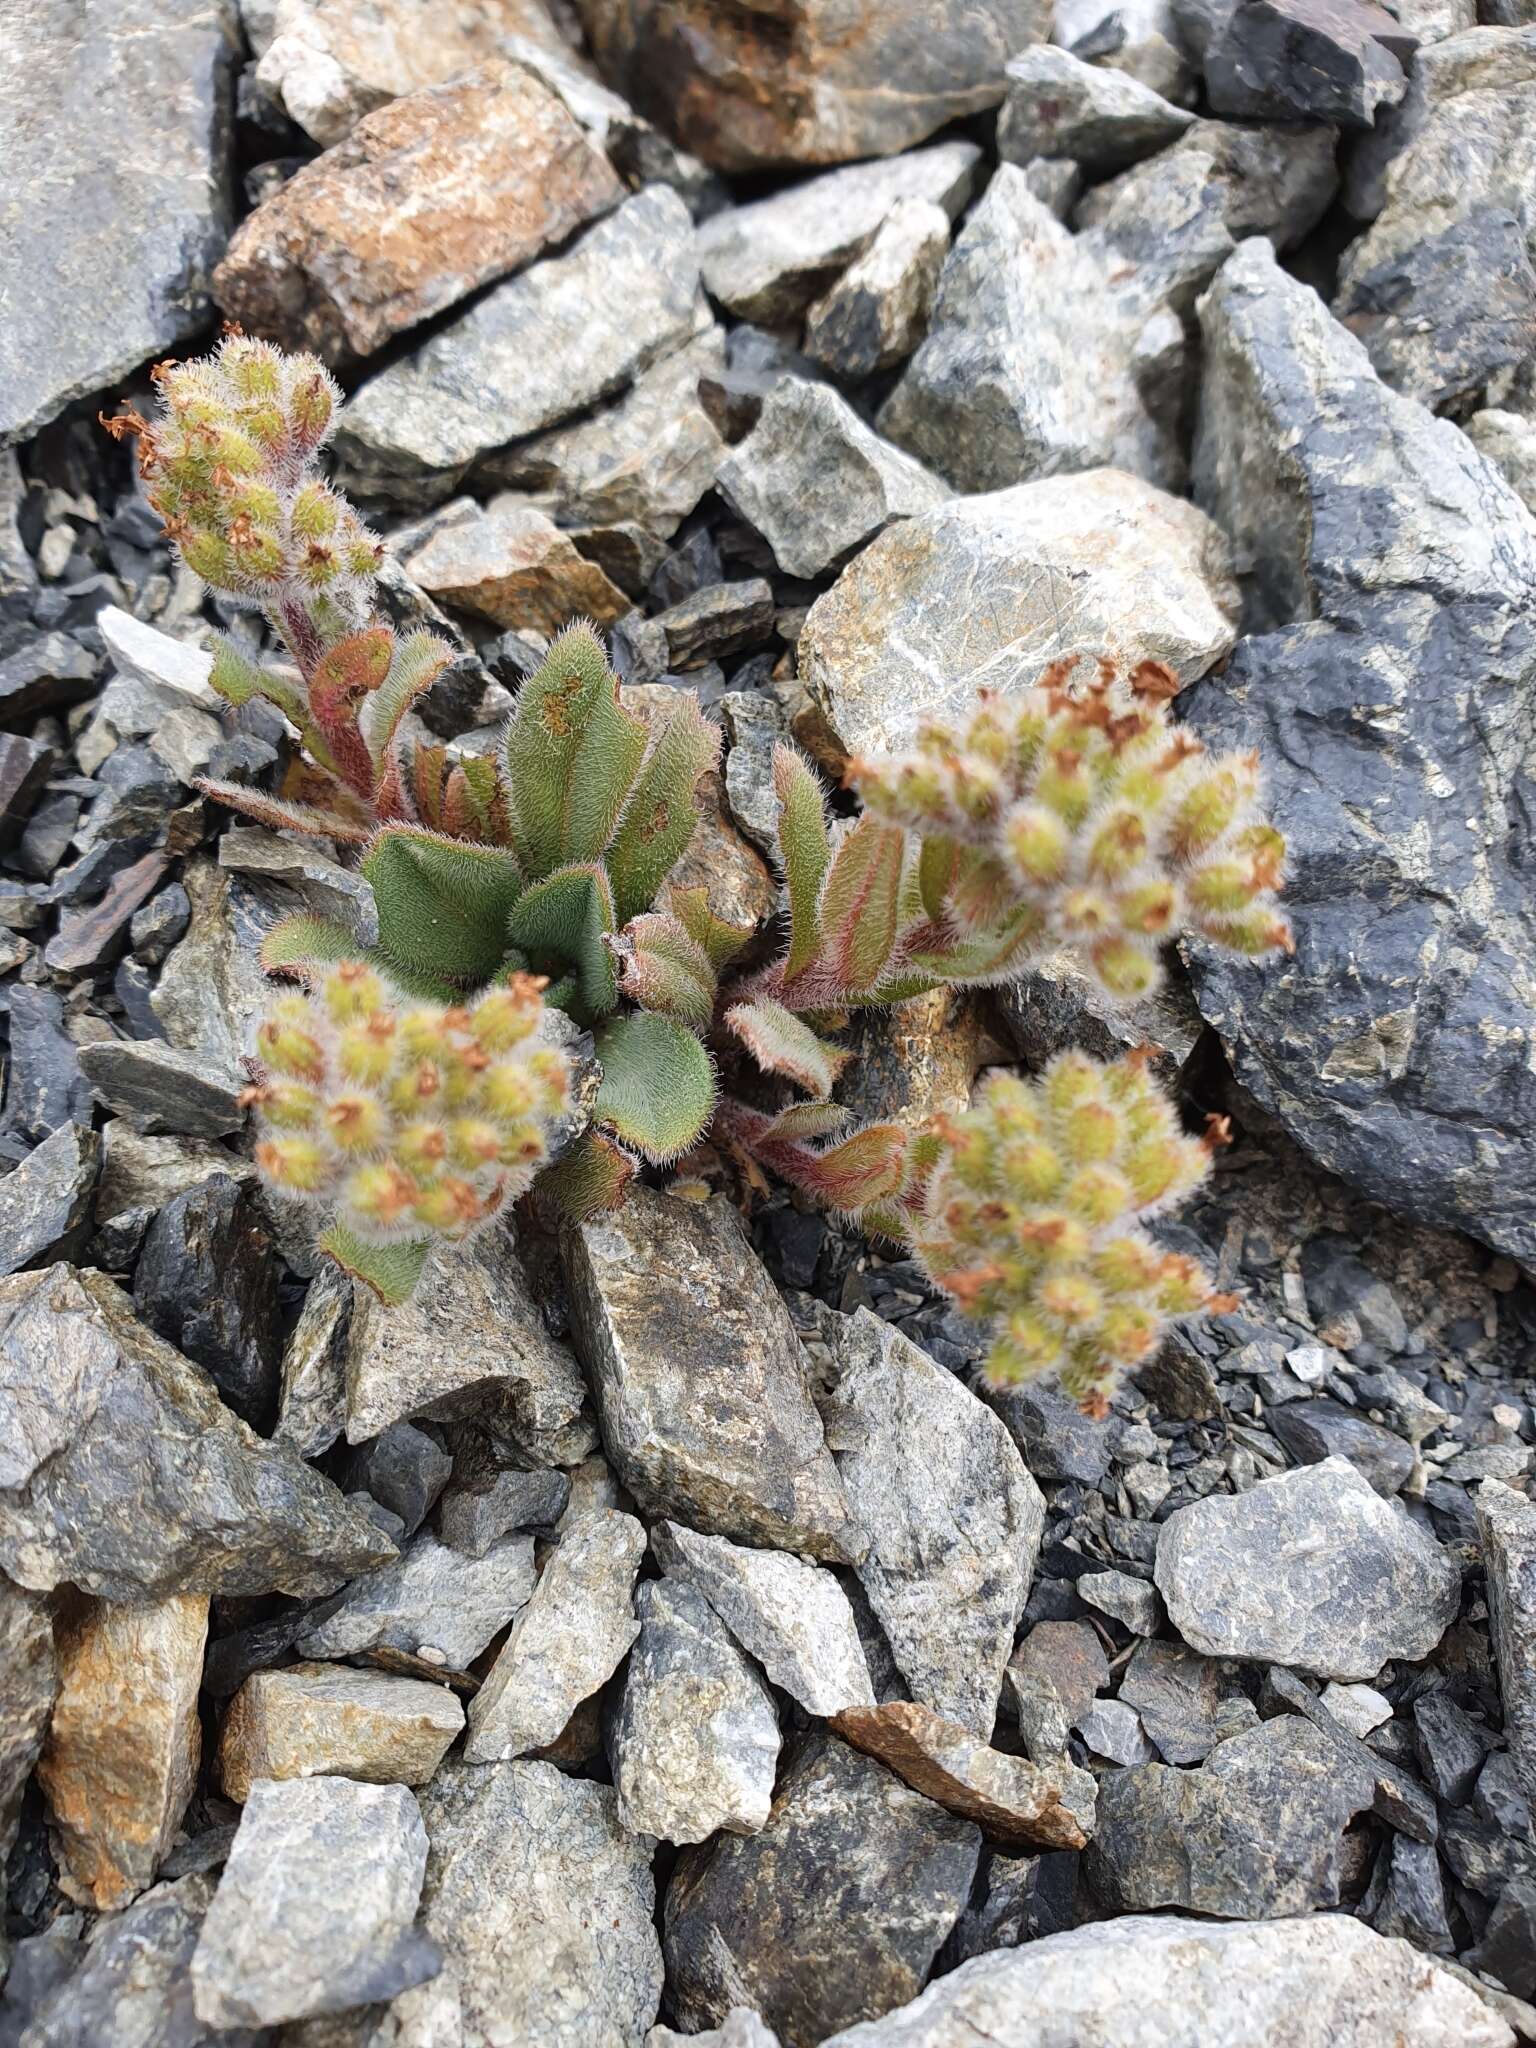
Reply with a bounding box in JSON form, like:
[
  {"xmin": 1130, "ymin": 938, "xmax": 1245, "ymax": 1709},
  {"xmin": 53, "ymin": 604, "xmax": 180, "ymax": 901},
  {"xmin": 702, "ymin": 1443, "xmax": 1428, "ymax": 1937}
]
[
  {"xmin": 1205, "ymin": 0, "xmax": 1409, "ymax": 126},
  {"xmin": 299, "ymin": 1528, "xmax": 535, "ymax": 1673},
  {"xmin": 1477, "ymin": 1479, "xmax": 1536, "ymax": 1810},
  {"xmin": 464, "ymin": 1509, "xmax": 645, "ymax": 1760},
  {"xmin": 998, "ymin": 46, "xmax": 1194, "ymax": 170},
  {"xmin": 814, "ymin": 1912, "xmax": 1514, "ymax": 2047},
  {"xmin": 385, "ymin": 1758, "xmax": 663, "ymax": 2048},
  {"xmin": 215, "ymin": 59, "xmax": 621, "ymax": 362},
  {"xmin": 39, "ymin": 1592, "xmax": 207, "ymax": 1911},
  {"xmin": 822, "ymin": 1309, "xmax": 1043, "ymax": 1737},
  {"xmin": 405, "ymin": 498, "xmax": 629, "ymax": 632},
  {"xmin": 798, "ymin": 465, "xmax": 1237, "ymax": 762},
  {"xmin": 833, "ymin": 1702, "xmax": 1096, "ymax": 1851},
  {"xmin": 665, "ymin": 1735, "xmax": 981, "ymax": 2048},
  {"xmin": 217, "ymin": 1663, "xmax": 464, "ymax": 1803},
  {"xmin": 191, "ymin": 1776, "xmax": 436, "ymax": 2029},
  {"xmin": 1155, "ymin": 1456, "xmax": 1461, "ymax": 1681},
  {"xmin": 0, "ymin": 0, "xmax": 238, "ymax": 444},
  {"xmin": 610, "ymin": 1577, "xmax": 781, "ymax": 1845},
  {"xmin": 0, "ymin": 1121, "xmax": 99, "ymax": 1275},
  {"xmin": 0, "ymin": 1264, "xmax": 395, "ymax": 1601},
  {"xmin": 653, "ymin": 1521, "xmax": 874, "ymax": 1719},
  {"xmin": 564, "ymin": 1188, "xmax": 864, "ymax": 1562}
]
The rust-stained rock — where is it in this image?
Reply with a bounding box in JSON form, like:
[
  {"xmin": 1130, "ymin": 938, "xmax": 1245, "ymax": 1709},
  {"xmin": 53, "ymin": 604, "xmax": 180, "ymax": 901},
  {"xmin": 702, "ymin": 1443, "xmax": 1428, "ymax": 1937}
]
[
  {"xmin": 404, "ymin": 498, "xmax": 630, "ymax": 633},
  {"xmin": 573, "ymin": 0, "xmax": 1049, "ymax": 171},
  {"xmin": 215, "ymin": 62, "xmax": 622, "ymax": 363},
  {"xmin": 832, "ymin": 988, "xmax": 991, "ymax": 1128},
  {"xmin": 832, "ymin": 1700, "xmax": 1097, "ymax": 1850},
  {"xmin": 39, "ymin": 1591, "xmax": 208, "ymax": 1910},
  {"xmin": 218, "ymin": 1662, "xmax": 464, "ymax": 1803}
]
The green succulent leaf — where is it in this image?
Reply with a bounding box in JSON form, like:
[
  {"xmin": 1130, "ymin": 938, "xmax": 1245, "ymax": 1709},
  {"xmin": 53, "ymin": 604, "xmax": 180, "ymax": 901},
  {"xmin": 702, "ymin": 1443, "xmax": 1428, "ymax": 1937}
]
[
  {"xmin": 504, "ymin": 622, "xmax": 646, "ymax": 879},
  {"xmin": 818, "ymin": 816, "xmax": 906, "ymax": 995},
  {"xmin": 760, "ymin": 1101, "xmax": 852, "ymax": 1142},
  {"xmin": 606, "ymin": 696, "xmax": 719, "ymax": 926},
  {"xmin": 207, "ymin": 634, "xmax": 272, "ymax": 708},
  {"xmin": 726, "ymin": 997, "xmax": 847, "ymax": 1099},
  {"xmin": 258, "ymin": 914, "xmax": 367, "ymax": 979},
  {"xmin": 319, "ymin": 1222, "xmax": 431, "ymax": 1306},
  {"xmin": 362, "ymin": 825, "xmax": 524, "ymax": 987},
  {"xmin": 613, "ymin": 912, "xmax": 716, "ymax": 1030},
  {"xmin": 364, "ymin": 628, "xmax": 453, "ymax": 768},
  {"xmin": 772, "ymin": 745, "xmax": 831, "ymax": 984},
  {"xmin": 593, "ymin": 1011, "xmax": 716, "ymax": 1165},
  {"xmin": 536, "ymin": 1130, "xmax": 636, "ymax": 1223},
  {"xmin": 506, "ymin": 861, "xmax": 618, "ymax": 1021}
]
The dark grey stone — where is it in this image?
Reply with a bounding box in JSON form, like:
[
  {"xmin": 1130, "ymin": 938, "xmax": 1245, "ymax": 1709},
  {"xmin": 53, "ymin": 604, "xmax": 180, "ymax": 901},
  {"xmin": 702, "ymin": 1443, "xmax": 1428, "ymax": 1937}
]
[
  {"xmin": 653, "ymin": 578, "xmax": 775, "ymax": 669},
  {"xmin": 1476, "ymin": 1480, "xmax": 1536, "ymax": 1811},
  {"xmin": 435, "ymin": 1447, "xmax": 571, "ymax": 1557},
  {"xmin": 1184, "ymin": 239, "xmax": 1536, "ymax": 1263},
  {"xmin": 942, "ymin": 1848, "xmax": 1079, "ymax": 1966},
  {"xmin": 1266, "ymin": 1664, "xmax": 1438, "ymax": 1842},
  {"xmin": 0, "ymin": 1122, "xmax": 99, "ymax": 1274},
  {"xmin": 297, "ymin": 1528, "xmax": 534, "ymax": 1673},
  {"xmin": 664, "ymin": 1735, "xmax": 981, "ymax": 2048},
  {"xmin": 1268, "ymin": 1399, "xmax": 1415, "ymax": 1496},
  {"xmin": 1118, "ymin": 1639, "xmax": 1259, "ymax": 1765},
  {"xmin": 1205, "ymin": 0, "xmax": 1408, "ymax": 125},
  {"xmin": 77, "ymin": 1037, "xmax": 245, "ymax": 1139},
  {"xmin": 0, "ymin": 1577, "xmax": 56, "ymax": 1879},
  {"xmin": 0, "ymin": 1263, "xmax": 395, "ymax": 1600},
  {"xmin": 990, "ymin": 1380, "xmax": 1116, "ymax": 1484},
  {"xmin": 130, "ymin": 882, "xmax": 192, "ymax": 966},
  {"xmin": 1474, "ymin": 1749, "xmax": 1533, "ymax": 1839},
  {"xmin": 0, "ymin": 987, "xmax": 91, "ymax": 1151},
  {"xmin": 1468, "ymin": 1876, "xmax": 1536, "ymax": 2000},
  {"xmin": 1414, "ymin": 1690, "xmax": 1491, "ymax": 1804},
  {"xmin": 133, "ymin": 1176, "xmax": 283, "ymax": 1430},
  {"xmin": 1364, "ymin": 1834, "xmax": 1456, "ymax": 1954},
  {"xmin": 0, "ymin": 633, "xmax": 97, "ymax": 722},
  {"xmin": 342, "ymin": 1423, "xmax": 452, "ymax": 1542},
  {"xmin": 1298, "ymin": 1239, "xmax": 1409, "ymax": 1352},
  {"xmin": 1441, "ymin": 1810, "xmax": 1536, "ymax": 1898},
  {"xmin": 0, "ymin": 734, "xmax": 54, "ymax": 848}
]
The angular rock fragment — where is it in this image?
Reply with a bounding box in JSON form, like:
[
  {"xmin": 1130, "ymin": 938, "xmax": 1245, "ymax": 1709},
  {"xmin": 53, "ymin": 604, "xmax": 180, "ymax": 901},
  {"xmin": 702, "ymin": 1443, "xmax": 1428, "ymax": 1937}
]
[
  {"xmin": 335, "ymin": 187, "xmax": 704, "ymax": 503},
  {"xmin": 652, "ymin": 1522, "xmax": 874, "ymax": 1718},
  {"xmin": 803, "ymin": 200, "xmax": 950, "ymax": 379},
  {"xmin": 821, "ymin": 1311, "xmax": 1042, "ymax": 1736},
  {"xmin": 190, "ymin": 1777, "xmax": 436, "ymax": 2028},
  {"xmin": 798, "ymin": 465, "xmax": 1237, "ymax": 762},
  {"xmin": 1077, "ymin": 1567, "xmax": 1162, "ymax": 1636},
  {"xmin": 1205, "ymin": 0, "xmax": 1409, "ymax": 125},
  {"xmin": 0, "ymin": 1122, "xmax": 99, "ymax": 1276},
  {"xmin": 1086, "ymin": 1716, "xmax": 1375, "ymax": 1915},
  {"xmin": 833, "ymin": 1702, "xmax": 1096, "ymax": 1850},
  {"xmin": 0, "ymin": 1265, "xmax": 395, "ymax": 1601},
  {"xmin": 276, "ymin": 1262, "xmax": 353, "ymax": 1460},
  {"xmin": 718, "ymin": 380, "xmax": 950, "ymax": 580},
  {"xmin": 1075, "ymin": 115, "xmax": 1337, "ymax": 251},
  {"xmin": 218, "ymin": 1663, "xmax": 464, "ymax": 1802},
  {"xmin": 1264, "ymin": 1664, "xmax": 1437, "ymax": 1842},
  {"xmin": 564, "ymin": 1189, "xmax": 863, "ymax": 1562},
  {"xmin": 405, "ymin": 497, "xmax": 630, "ymax": 632},
  {"xmin": 1267, "ymin": 1397, "xmax": 1415, "ymax": 1496},
  {"xmin": 387, "ymin": 1758, "xmax": 662, "ymax": 2048},
  {"xmin": 1155, "ymin": 1457, "xmax": 1461, "ymax": 1681},
  {"xmin": 299, "ymin": 1529, "xmax": 534, "ymax": 1673},
  {"xmin": 133, "ymin": 1175, "xmax": 282, "ymax": 1430},
  {"xmin": 665, "ymin": 1735, "xmax": 981, "ymax": 2048},
  {"xmin": 0, "ymin": 988, "xmax": 92, "ymax": 1155},
  {"xmin": 1468, "ymin": 407, "xmax": 1536, "ymax": 518},
  {"xmin": 1118, "ymin": 1639, "xmax": 1258, "ymax": 1764},
  {"xmin": 610, "ymin": 1577, "xmax": 781, "ymax": 1844},
  {"xmin": 435, "ymin": 1450, "xmax": 570, "ymax": 1557},
  {"xmin": 215, "ymin": 61, "xmax": 622, "ymax": 361},
  {"xmin": 999, "ymin": 46, "xmax": 1194, "ymax": 170},
  {"xmin": 464, "ymin": 1510, "xmax": 644, "ymax": 1760},
  {"xmin": 1006, "ymin": 1618, "xmax": 1110, "ymax": 1754},
  {"xmin": 1477, "ymin": 1479, "xmax": 1536, "ymax": 1809},
  {"xmin": 38, "ymin": 1592, "xmax": 207, "ymax": 1911},
  {"xmin": 0, "ymin": 1577, "xmax": 57, "ymax": 1875}
]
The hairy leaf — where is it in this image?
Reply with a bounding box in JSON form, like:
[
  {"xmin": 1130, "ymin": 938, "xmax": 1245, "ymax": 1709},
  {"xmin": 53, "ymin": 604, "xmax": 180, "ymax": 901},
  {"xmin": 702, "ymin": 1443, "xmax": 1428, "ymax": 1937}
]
[
  {"xmin": 506, "ymin": 861, "xmax": 617, "ymax": 1020},
  {"xmin": 760, "ymin": 1101, "xmax": 852, "ymax": 1142},
  {"xmin": 781, "ymin": 1121, "xmax": 911, "ymax": 1214},
  {"xmin": 726, "ymin": 997, "xmax": 847, "ymax": 1098},
  {"xmin": 593, "ymin": 1011, "xmax": 716, "ymax": 1164},
  {"xmin": 195, "ymin": 778, "xmax": 372, "ymax": 845},
  {"xmin": 363, "ymin": 825, "xmax": 524, "ymax": 986},
  {"xmin": 207, "ymin": 634, "xmax": 270, "ymax": 708},
  {"xmin": 612, "ymin": 912, "xmax": 716, "ymax": 1029},
  {"xmin": 606, "ymin": 695, "xmax": 719, "ymax": 925},
  {"xmin": 903, "ymin": 904, "xmax": 1050, "ymax": 987},
  {"xmin": 309, "ymin": 626, "xmax": 394, "ymax": 796},
  {"xmin": 537, "ymin": 1130, "xmax": 636, "ymax": 1223},
  {"xmin": 504, "ymin": 622, "xmax": 645, "ymax": 878},
  {"xmin": 666, "ymin": 883, "xmax": 757, "ymax": 969},
  {"xmin": 319, "ymin": 1221, "xmax": 430, "ymax": 1306},
  {"xmin": 258, "ymin": 914, "xmax": 367, "ymax": 980},
  {"xmin": 772, "ymin": 745, "xmax": 831, "ymax": 984},
  {"xmin": 365, "ymin": 628, "xmax": 453, "ymax": 768},
  {"xmin": 817, "ymin": 817, "xmax": 905, "ymax": 995}
]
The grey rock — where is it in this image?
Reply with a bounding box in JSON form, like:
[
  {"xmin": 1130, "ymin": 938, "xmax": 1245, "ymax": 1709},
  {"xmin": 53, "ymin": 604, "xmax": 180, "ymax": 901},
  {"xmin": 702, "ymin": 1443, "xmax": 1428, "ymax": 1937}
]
[
  {"xmin": 1264, "ymin": 1663, "xmax": 1438, "ymax": 1842},
  {"xmin": 696, "ymin": 143, "xmax": 979, "ymax": 326},
  {"xmin": 718, "ymin": 380, "xmax": 950, "ymax": 580},
  {"xmin": 798, "ymin": 465, "xmax": 1238, "ymax": 761},
  {"xmin": 20, "ymin": 1874, "xmax": 265, "ymax": 2048},
  {"xmin": 1205, "ymin": 0, "xmax": 1408, "ymax": 126},
  {"xmin": 653, "ymin": 578, "xmax": 775, "ymax": 668},
  {"xmin": 652, "ymin": 1521, "xmax": 875, "ymax": 1718},
  {"xmin": 822, "ymin": 1310, "xmax": 1043, "ymax": 1737},
  {"xmin": 1318, "ymin": 1680, "xmax": 1392, "ymax": 1737},
  {"xmin": 0, "ymin": 988, "xmax": 92, "ymax": 1153},
  {"xmin": 0, "ymin": 1577, "xmax": 56, "ymax": 1876},
  {"xmin": 1057, "ymin": 0, "xmax": 1196, "ymax": 96},
  {"xmin": 1007, "ymin": 1618, "xmax": 1111, "ymax": 1747},
  {"xmin": 812, "ymin": 1912, "xmax": 1514, "ymax": 2047},
  {"xmin": 342, "ymin": 1424, "xmax": 451, "ymax": 1542},
  {"xmin": 0, "ymin": 634, "xmax": 97, "ymax": 724},
  {"xmin": 1473, "ymin": 1747, "xmax": 1533, "ymax": 1836},
  {"xmin": 1182, "ymin": 239, "xmax": 1536, "ymax": 1262},
  {"xmin": 275, "ymin": 1262, "xmax": 353, "ymax": 1461},
  {"xmin": 0, "ymin": 1263, "xmax": 393, "ymax": 1600},
  {"xmin": 943, "ymin": 1848, "xmax": 1078, "ymax": 1965},
  {"xmin": 648, "ymin": 2016, "xmax": 781, "ymax": 2048},
  {"xmin": 299, "ymin": 1529, "xmax": 535, "ymax": 1673},
  {"xmin": 383, "ymin": 1758, "xmax": 662, "ymax": 2048},
  {"xmin": 1078, "ymin": 1567, "xmax": 1162, "ymax": 1636},
  {"xmin": 993, "ymin": 1381, "xmax": 1119, "ymax": 1483},
  {"xmin": 0, "ymin": 734, "xmax": 55, "ymax": 850},
  {"xmin": 1268, "ymin": 1398, "xmax": 1415, "ymax": 1496},
  {"xmin": 345, "ymin": 1222, "xmax": 594, "ymax": 1465},
  {"xmin": 133, "ymin": 1175, "xmax": 282, "ymax": 1429},
  {"xmin": 435, "ymin": 1451, "xmax": 570, "ymax": 1557},
  {"xmin": 77, "ymin": 1038, "xmax": 245, "ymax": 1139},
  {"xmin": 0, "ymin": 1122, "xmax": 99, "ymax": 1275},
  {"xmin": 1118, "ymin": 1639, "xmax": 1259, "ymax": 1763},
  {"xmin": 1073, "ymin": 117, "xmax": 1338, "ymax": 250},
  {"xmin": 217, "ymin": 1663, "xmax": 464, "ymax": 1803},
  {"xmin": 1086, "ymin": 1716, "xmax": 1374, "ymax": 1915},
  {"xmin": 720, "ymin": 688, "xmax": 786, "ymax": 855},
  {"xmin": 191, "ymin": 1777, "xmax": 435, "ymax": 2028},
  {"xmin": 999, "ymin": 46, "xmax": 1194, "ymax": 170},
  {"xmin": 335, "ymin": 187, "xmax": 704, "ymax": 504},
  {"xmin": 1468, "ymin": 407, "xmax": 1536, "ymax": 517},
  {"xmin": 1477, "ymin": 1479, "xmax": 1536, "ymax": 1809},
  {"xmin": 217, "ymin": 825, "xmax": 378, "ymax": 942},
  {"xmin": 0, "ymin": 449, "xmax": 37, "ymax": 619},
  {"xmin": 1155, "ymin": 1457, "xmax": 1461, "ymax": 1681},
  {"xmin": 563, "ymin": 1189, "xmax": 862, "ymax": 1562},
  {"xmin": 0, "ymin": 0, "xmax": 238, "ymax": 444},
  {"xmin": 1365, "ymin": 1833, "xmax": 1456, "ymax": 1954},
  {"xmin": 1412, "ymin": 1689, "xmax": 1490, "ymax": 1803},
  {"xmin": 1020, "ymin": 155, "xmax": 1087, "ymax": 218},
  {"xmin": 1469, "ymin": 1877, "xmax": 1536, "ymax": 2002},
  {"xmin": 1077, "ymin": 1697, "xmax": 1159, "ymax": 1764},
  {"xmin": 131, "ymin": 883, "xmax": 193, "ymax": 966},
  {"xmin": 94, "ymin": 1122, "xmax": 249, "ymax": 1224},
  {"xmin": 610, "ymin": 1577, "xmax": 781, "ymax": 1844},
  {"xmin": 664, "ymin": 1735, "xmax": 980, "ymax": 2048},
  {"xmin": 464, "ymin": 1509, "xmax": 644, "ymax": 1760},
  {"xmin": 803, "ymin": 199, "xmax": 951, "ymax": 379}
]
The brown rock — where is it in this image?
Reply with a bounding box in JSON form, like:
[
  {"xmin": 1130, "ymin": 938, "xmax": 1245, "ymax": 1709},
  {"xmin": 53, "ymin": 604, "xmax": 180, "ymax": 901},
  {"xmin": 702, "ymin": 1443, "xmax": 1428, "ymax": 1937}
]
[
  {"xmin": 832, "ymin": 1700, "xmax": 1097, "ymax": 1850},
  {"xmin": 216, "ymin": 62, "xmax": 622, "ymax": 364},
  {"xmin": 574, "ymin": 0, "xmax": 1049, "ymax": 171},
  {"xmin": 218, "ymin": 1661, "xmax": 464, "ymax": 1803},
  {"xmin": 832, "ymin": 988, "xmax": 992, "ymax": 1128},
  {"xmin": 405, "ymin": 499, "xmax": 630, "ymax": 633},
  {"xmin": 39, "ymin": 1591, "xmax": 208, "ymax": 1909}
]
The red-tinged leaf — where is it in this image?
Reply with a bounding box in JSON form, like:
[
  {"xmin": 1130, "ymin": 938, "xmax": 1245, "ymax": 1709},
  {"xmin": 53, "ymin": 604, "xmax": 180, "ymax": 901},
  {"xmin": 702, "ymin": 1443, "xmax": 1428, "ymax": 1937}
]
[
  {"xmin": 787, "ymin": 1122, "xmax": 912, "ymax": 1214},
  {"xmin": 817, "ymin": 817, "xmax": 905, "ymax": 995},
  {"xmin": 946, "ymin": 848, "xmax": 1018, "ymax": 935},
  {"xmin": 726, "ymin": 997, "xmax": 848, "ymax": 1099},
  {"xmin": 665, "ymin": 883, "xmax": 756, "ymax": 969},
  {"xmin": 903, "ymin": 903, "xmax": 1049, "ymax": 987},
  {"xmin": 535, "ymin": 1131, "xmax": 636, "ymax": 1224},
  {"xmin": 611, "ymin": 912, "xmax": 716, "ymax": 1029},
  {"xmin": 308, "ymin": 626, "xmax": 395, "ymax": 795},
  {"xmin": 319, "ymin": 1222, "xmax": 430, "ymax": 1306},
  {"xmin": 773, "ymin": 745, "xmax": 831, "ymax": 984},
  {"xmin": 363, "ymin": 627, "xmax": 452, "ymax": 769},
  {"xmin": 258, "ymin": 914, "xmax": 368, "ymax": 981},
  {"xmin": 917, "ymin": 833, "xmax": 961, "ymax": 923},
  {"xmin": 194, "ymin": 778, "xmax": 372, "ymax": 844},
  {"xmin": 761, "ymin": 1101, "xmax": 851, "ymax": 1142}
]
